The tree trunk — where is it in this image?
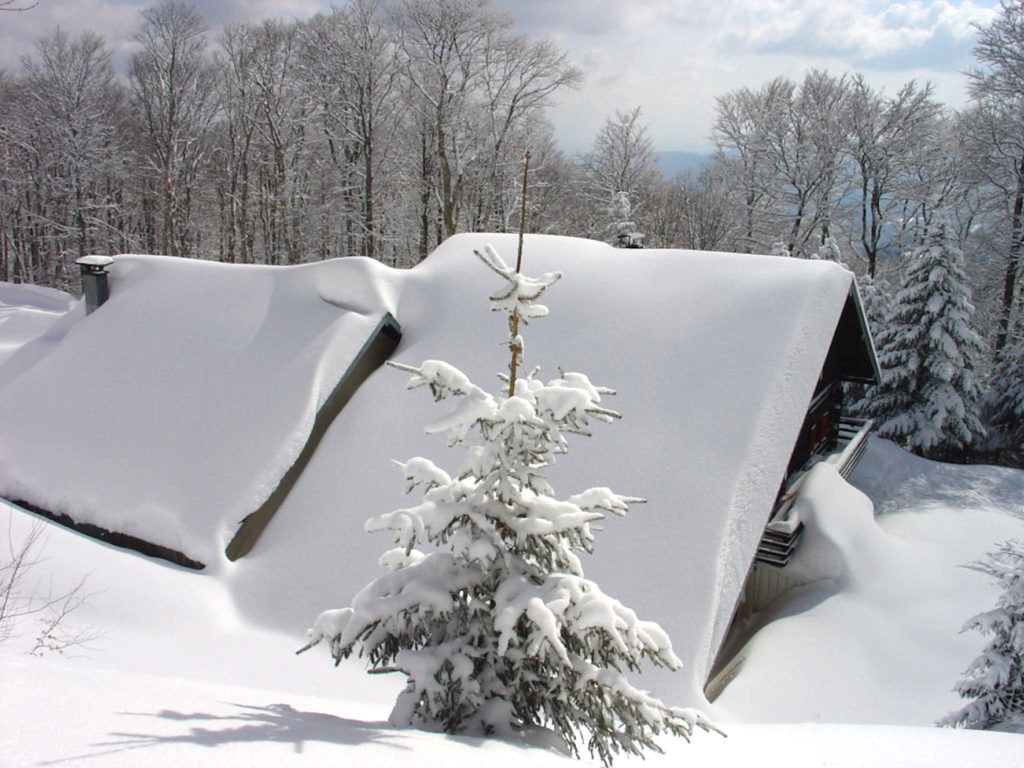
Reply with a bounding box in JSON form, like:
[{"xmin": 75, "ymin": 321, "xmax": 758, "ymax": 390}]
[{"xmin": 996, "ymin": 164, "xmax": 1024, "ymax": 352}]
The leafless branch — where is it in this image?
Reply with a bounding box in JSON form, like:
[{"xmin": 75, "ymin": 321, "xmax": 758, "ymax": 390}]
[
  {"xmin": 1, "ymin": 519, "xmax": 102, "ymax": 655},
  {"xmin": 0, "ymin": 0, "xmax": 40, "ymax": 11}
]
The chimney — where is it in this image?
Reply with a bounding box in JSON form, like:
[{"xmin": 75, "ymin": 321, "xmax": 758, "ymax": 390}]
[{"xmin": 76, "ymin": 256, "xmax": 114, "ymax": 315}]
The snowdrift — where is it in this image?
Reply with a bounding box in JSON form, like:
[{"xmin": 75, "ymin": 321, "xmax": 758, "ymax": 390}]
[{"xmin": 0, "ymin": 234, "xmax": 855, "ymax": 700}]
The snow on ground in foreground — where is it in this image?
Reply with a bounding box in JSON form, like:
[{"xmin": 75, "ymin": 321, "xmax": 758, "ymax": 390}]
[
  {"xmin": 2, "ymin": 437, "xmax": 1023, "ymax": 766},
  {"xmin": 3, "ymin": 650, "xmax": 1022, "ymax": 768}
]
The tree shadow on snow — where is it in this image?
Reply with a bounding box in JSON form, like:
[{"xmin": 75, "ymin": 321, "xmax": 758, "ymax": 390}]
[{"xmin": 40, "ymin": 702, "xmax": 407, "ymax": 764}]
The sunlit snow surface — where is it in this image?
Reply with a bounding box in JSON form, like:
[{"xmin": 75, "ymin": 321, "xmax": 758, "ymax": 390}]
[
  {"xmin": 0, "ymin": 234, "xmax": 854, "ymax": 701},
  {"xmin": 0, "ymin": 281, "xmax": 79, "ymax": 381},
  {"xmin": 0, "ymin": 256, "xmax": 398, "ymax": 564},
  {"xmin": 2, "ymin": 436, "xmax": 1023, "ymax": 766},
  {"xmin": 2, "ymin": 236, "xmax": 1023, "ymax": 765}
]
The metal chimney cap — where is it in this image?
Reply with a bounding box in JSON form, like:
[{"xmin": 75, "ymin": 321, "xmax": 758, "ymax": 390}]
[{"xmin": 76, "ymin": 255, "xmax": 114, "ymax": 269}]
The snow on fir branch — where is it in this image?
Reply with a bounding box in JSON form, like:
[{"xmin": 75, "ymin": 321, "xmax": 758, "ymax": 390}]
[
  {"xmin": 939, "ymin": 539, "xmax": 1024, "ymax": 732},
  {"xmin": 862, "ymin": 220, "xmax": 986, "ymax": 459},
  {"xmin": 298, "ymin": 243, "xmax": 721, "ymax": 764}
]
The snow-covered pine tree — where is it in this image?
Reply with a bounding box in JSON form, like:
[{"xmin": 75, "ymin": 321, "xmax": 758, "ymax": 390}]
[
  {"xmin": 864, "ymin": 220, "xmax": 986, "ymax": 459},
  {"xmin": 606, "ymin": 191, "xmax": 642, "ymax": 248},
  {"xmin": 939, "ymin": 539, "xmax": 1024, "ymax": 732},
  {"xmin": 856, "ymin": 273, "xmax": 895, "ymax": 336},
  {"xmin": 981, "ymin": 338, "xmax": 1024, "ymax": 459},
  {"xmin": 813, "ymin": 233, "xmax": 846, "ymax": 267},
  {"xmin": 847, "ymin": 274, "xmax": 894, "ymax": 419},
  {"xmin": 298, "ymin": 242, "xmax": 719, "ymax": 764}
]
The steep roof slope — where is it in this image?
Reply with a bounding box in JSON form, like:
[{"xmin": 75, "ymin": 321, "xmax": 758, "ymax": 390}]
[
  {"xmin": 0, "ymin": 254, "xmax": 398, "ymax": 565},
  {"xmin": 0, "ymin": 233, "xmax": 853, "ymax": 703}
]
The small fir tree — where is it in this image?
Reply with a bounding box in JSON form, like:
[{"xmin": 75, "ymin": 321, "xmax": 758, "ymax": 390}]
[
  {"xmin": 865, "ymin": 220, "xmax": 985, "ymax": 458},
  {"xmin": 298, "ymin": 242, "xmax": 718, "ymax": 764},
  {"xmin": 939, "ymin": 539, "xmax": 1024, "ymax": 732},
  {"xmin": 813, "ymin": 233, "xmax": 846, "ymax": 267},
  {"xmin": 606, "ymin": 191, "xmax": 642, "ymax": 248},
  {"xmin": 981, "ymin": 338, "xmax": 1024, "ymax": 457}
]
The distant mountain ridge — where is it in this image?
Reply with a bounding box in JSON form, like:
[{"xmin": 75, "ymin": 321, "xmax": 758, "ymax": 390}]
[{"xmin": 655, "ymin": 150, "xmax": 710, "ymax": 179}]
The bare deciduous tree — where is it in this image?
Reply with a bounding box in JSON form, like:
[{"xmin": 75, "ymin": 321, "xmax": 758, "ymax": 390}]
[
  {"xmin": 963, "ymin": 0, "xmax": 1024, "ymax": 352},
  {"xmin": 129, "ymin": 0, "xmax": 218, "ymax": 259},
  {"xmin": 1, "ymin": 519, "xmax": 101, "ymax": 656},
  {"xmin": 578, "ymin": 106, "xmax": 660, "ymax": 240},
  {"xmin": 1, "ymin": 29, "xmax": 126, "ymax": 288},
  {"xmin": 844, "ymin": 76, "xmax": 943, "ymax": 277}
]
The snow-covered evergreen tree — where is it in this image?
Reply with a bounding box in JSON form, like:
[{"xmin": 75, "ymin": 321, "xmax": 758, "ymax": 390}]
[
  {"xmin": 939, "ymin": 539, "xmax": 1024, "ymax": 732},
  {"xmin": 847, "ymin": 274, "xmax": 893, "ymax": 419},
  {"xmin": 857, "ymin": 274, "xmax": 895, "ymax": 336},
  {"xmin": 813, "ymin": 233, "xmax": 846, "ymax": 267},
  {"xmin": 607, "ymin": 191, "xmax": 643, "ymax": 248},
  {"xmin": 298, "ymin": 243, "xmax": 718, "ymax": 764},
  {"xmin": 981, "ymin": 338, "xmax": 1024, "ymax": 456},
  {"xmin": 865, "ymin": 220, "xmax": 985, "ymax": 458}
]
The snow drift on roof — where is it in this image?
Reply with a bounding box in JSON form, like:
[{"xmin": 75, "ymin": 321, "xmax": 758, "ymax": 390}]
[
  {"xmin": 0, "ymin": 281, "xmax": 80, "ymax": 380},
  {"xmin": 0, "ymin": 255, "xmax": 398, "ymax": 565},
  {"xmin": 223, "ymin": 233, "xmax": 855, "ymax": 701},
  {"xmin": 0, "ymin": 233, "xmax": 854, "ymax": 704}
]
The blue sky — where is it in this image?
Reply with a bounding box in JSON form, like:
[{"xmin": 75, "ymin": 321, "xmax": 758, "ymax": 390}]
[{"xmin": 0, "ymin": 0, "xmax": 1000, "ymax": 153}]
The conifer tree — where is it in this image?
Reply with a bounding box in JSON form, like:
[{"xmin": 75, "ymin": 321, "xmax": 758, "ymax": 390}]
[
  {"xmin": 847, "ymin": 274, "xmax": 893, "ymax": 419},
  {"xmin": 606, "ymin": 191, "xmax": 642, "ymax": 248},
  {"xmin": 866, "ymin": 220, "xmax": 985, "ymax": 458},
  {"xmin": 857, "ymin": 274, "xmax": 895, "ymax": 336},
  {"xmin": 298, "ymin": 241, "xmax": 718, "ymax": 764},
  {"xmin": 981, "ymin": 338, "xmax": 1024, "ymax": 457},
  {"xmin": 939, "ymin": 539, "xmax": 1024, "ymax": 732},
  {"xmin": 812, "ymin": 233, "xmax": 849, "ymax": 268}
]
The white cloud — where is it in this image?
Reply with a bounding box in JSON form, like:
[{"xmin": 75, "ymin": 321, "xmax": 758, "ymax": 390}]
[
  {"xmin": 0, "ymin": 0, "xmax": 145, "ymax": 72},
  {"xmin": 497, "ymin": 0, "xmax": 675, "ymax": 38},
  {"xmin": 0, "ymin": 0, "xmax": 1003, "ymax": 155},
  {"xmin": 715, "ymin": 0, "xmax": 996, "ymax": 70},
  {"xmin": 0, "ymin": 0, "xmax": 325, "ymax": 74}
]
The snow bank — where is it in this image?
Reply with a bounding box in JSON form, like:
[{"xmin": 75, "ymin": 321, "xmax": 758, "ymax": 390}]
[
  {"xmin": 715, "ymin": 440, "xmax": 1024, "ymax": 724},
  {"xmin": 4, "ymin": 646, "xmax": 1022, "ymax": 767}
]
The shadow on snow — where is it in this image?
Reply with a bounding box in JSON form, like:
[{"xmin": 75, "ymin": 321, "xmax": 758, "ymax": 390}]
[{"xmin": 40, "ymin": 702, "xmax": 407, "ymax": 764}]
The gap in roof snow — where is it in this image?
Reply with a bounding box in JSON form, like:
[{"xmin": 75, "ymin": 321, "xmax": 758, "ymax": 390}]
[
  {"xmin": 9, "ymin": 497, "xmax": 207, "ymax": 570},
  {"xmin": 0, "ymin": 254, "xmax": 404, "ymax": 569},
  {"xmin": 226, "ymin": 313, "xmax": 402, "ymax": 561}
]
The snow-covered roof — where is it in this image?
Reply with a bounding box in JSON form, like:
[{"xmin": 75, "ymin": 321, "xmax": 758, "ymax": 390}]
[
  {"xmin": 0, "ymin": 254, "xmax": 399, "ymax": 565},
  {"xmin": 0, "ymin": 234, "xmax": 857, "ymax": 703}
]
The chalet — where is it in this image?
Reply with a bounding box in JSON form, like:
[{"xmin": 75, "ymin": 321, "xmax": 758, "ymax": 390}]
[{"xmin": 0, "ymin": 233, "xmax": 877, "ymax": 705}]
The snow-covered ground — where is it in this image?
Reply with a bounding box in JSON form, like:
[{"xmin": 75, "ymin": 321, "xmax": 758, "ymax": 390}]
[
  {"xmin": 2, "ymin": 437, "xmax": 1022, "ymax": 767},
  {"xmin": 2, "ymin": 245, "xmax": 1023, "ymax": 766}
]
